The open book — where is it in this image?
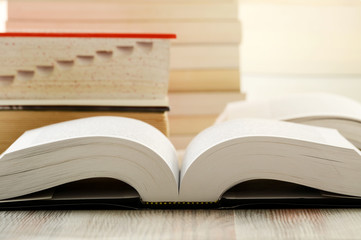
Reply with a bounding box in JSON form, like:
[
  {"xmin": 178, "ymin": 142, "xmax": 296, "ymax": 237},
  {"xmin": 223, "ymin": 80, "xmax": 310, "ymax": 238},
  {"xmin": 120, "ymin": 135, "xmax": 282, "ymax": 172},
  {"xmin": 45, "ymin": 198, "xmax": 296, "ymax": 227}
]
[
  {"xmin": 217, "ymin": 93, "xmax": 361, "ymax": 149},
  {"xmin": 1, "ymin": 116, "xmax": 361, "ymax": 209}
]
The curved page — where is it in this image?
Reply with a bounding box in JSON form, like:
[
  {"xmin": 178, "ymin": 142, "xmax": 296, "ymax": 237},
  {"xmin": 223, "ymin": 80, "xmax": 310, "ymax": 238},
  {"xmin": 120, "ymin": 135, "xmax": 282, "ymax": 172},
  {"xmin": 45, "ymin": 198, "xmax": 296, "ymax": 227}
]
[
  {"xmin": 217, "ymin": 93, "xmax": 361, "ymax": 122},
  {"xmin": 180, "ymin": 119, "xmax": 361, "ymax": 202},
  {"xmin": 216, "ymin": 93, "xmax": 361, "ymax": 148},
  {"xmin": 0, "ymin": 116, "xmax": 179, "ymax": 202}
]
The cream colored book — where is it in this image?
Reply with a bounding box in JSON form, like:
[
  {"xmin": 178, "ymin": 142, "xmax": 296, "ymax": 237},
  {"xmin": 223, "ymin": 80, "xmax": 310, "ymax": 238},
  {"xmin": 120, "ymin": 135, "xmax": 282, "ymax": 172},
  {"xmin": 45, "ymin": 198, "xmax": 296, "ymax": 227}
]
[
  {"xmin": 6, "ymin": 21, "xmax": 241, "ymax": 44},
  {"xmin": 0, "ymin": 32, "xmax": 174, "ymax": 103},
  {"xmin": 169, "ymin": 92, "xmax": 246, "ymax": 115},
  {"xmin": 8, "ymin": 0, "xmax": 238, "ymax": 4},
  {"xmin": 0, "ymin": 117, "xmax": 361, "ymax": 207},
  {"xmin": 170, "ymin": 44, "xmax": 240, "ymax": 69},
  {"xmin": 169, "ymin": 69, "xmax": 240, "ymax": 92},
  {"xmin": 8, "ymin": 1, "xmax": 239, "ymax": 20},
  {"xmin": 169, "ymin": 115, "xmax": 217, "ymax": 135},
  {"xmin": 217, "ymin": 93, "xmax": 361, "ymax": 149}
]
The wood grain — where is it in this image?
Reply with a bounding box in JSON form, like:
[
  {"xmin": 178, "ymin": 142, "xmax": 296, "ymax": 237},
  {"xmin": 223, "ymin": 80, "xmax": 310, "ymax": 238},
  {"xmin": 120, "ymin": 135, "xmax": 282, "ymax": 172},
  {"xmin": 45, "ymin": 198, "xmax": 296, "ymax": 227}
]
[
  {"xmin": 1, "ymin": 209, "xmax": 361, "ymax": 239},
  {"xmin": 234, "ymin": 209, "xmax": 361, "ymax": 240},
  {"xmin": 0, "ymin": 210, "xmax": 236, "ymax": 240}
]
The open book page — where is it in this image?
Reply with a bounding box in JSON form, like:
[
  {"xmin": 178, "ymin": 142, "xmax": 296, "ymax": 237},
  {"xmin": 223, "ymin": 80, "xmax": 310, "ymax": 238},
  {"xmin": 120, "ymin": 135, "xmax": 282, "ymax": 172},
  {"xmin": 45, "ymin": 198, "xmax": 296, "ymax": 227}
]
[
  {"xmin": 0, "ymin": 117, "xmax": 179, "ymax": 202},
  {"xmin": 216, "ymin": 93, "xmax": 361, "ymax": 123},
  {"xmin": 182, "ymin": 118, "xmax": 357, "ymax": 176},
  {"xmin": 4, "ymin": 116, "xmax": 178, "ymax": 178},
  {"xmin": 179, "ymin": 119, "xmax": 361, "ymax": 202}
]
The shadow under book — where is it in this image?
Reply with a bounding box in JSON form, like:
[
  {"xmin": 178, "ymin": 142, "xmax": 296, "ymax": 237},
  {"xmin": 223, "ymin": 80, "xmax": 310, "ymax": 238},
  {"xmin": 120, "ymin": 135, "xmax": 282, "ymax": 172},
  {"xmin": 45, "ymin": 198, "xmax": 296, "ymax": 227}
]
[{"xmin": 1, "ymin": 116, "xmax": 361, "ymax": 209}]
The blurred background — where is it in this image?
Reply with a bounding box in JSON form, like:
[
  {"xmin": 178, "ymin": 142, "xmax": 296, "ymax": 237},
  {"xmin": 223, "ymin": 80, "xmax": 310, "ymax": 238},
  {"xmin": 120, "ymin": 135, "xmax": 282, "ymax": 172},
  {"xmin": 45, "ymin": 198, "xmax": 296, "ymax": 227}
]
[
  {"xmin": 2, "ymin": 0, "xmax": 359, "ymax": 100},
  {"xmin": 0, "ymin": 0, "xmax": 6, "ymax": 32},
  {"xmin": 239, "ymin": 0, "xmax": 361, "ymax": 102},
  {"xmin": 0, "ymin": 0, "xmax": 360, "ymax": 148}
]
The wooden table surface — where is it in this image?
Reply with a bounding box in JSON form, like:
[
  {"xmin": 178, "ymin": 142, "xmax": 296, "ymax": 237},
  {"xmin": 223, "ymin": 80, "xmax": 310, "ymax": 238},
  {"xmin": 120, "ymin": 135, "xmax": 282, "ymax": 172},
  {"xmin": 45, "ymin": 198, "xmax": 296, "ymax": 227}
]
[{"xmin": 1, "ymin": 209, "xmax": 361, "ymax": 239}]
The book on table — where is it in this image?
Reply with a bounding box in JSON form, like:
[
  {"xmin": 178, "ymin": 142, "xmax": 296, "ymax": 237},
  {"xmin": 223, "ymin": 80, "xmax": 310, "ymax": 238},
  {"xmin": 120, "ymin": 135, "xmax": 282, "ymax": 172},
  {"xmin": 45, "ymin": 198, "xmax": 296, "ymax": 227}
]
[{"xmin": 1, "ymin": 116, "xmax": 361, "ymax": 209}]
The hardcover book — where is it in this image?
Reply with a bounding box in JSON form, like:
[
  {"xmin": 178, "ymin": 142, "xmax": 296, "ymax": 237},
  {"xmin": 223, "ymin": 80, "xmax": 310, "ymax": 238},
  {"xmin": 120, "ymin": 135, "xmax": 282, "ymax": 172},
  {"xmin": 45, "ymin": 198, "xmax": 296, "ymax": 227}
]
[
  {"xmin": 0, "ymin": 32, "xmax": 175, "ymax": 106},
  {"xmin": 0, "ymin": 116, "xmax": 361, "ymax": 209}
]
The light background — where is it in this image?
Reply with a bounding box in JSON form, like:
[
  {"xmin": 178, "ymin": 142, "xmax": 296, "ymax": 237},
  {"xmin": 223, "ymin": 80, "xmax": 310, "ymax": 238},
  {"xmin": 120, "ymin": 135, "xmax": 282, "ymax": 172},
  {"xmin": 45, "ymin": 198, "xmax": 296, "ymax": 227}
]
[
  {"xmin": 0, "ymin": 0, "xmax": 6, "ymax": 32},
  {"xmin": 239, "ymin": 0, "xmax": 361, "ymax": 102},
  {"xmin": 0, "ymin": 0, "xmax": 360, "ymax": 102}
]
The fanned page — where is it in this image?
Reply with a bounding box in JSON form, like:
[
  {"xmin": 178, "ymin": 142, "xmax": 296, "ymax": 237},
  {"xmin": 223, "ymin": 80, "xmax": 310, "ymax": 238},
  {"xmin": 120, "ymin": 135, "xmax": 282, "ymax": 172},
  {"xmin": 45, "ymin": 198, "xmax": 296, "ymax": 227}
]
[
  {"xmin": 216, "ymin": 93, "xmax": 361, "ymax": 149},
  {"xmin": 217, "ymin": 93, "xmax": 361, "ymax": 122},
  {"xmin": 1, "ymin": 117, "xmax": 361, "ymax": 204},
  {"xmin": 0, "ymin": 117, "xmax": 179, "ymax": 202},
  {"xmin": 179, "ymin": 119, "xmax": 361, "ymax": 202},
  {"xmin": 0, "ymin": 33, "xmax": 175, "ymax": 101}
]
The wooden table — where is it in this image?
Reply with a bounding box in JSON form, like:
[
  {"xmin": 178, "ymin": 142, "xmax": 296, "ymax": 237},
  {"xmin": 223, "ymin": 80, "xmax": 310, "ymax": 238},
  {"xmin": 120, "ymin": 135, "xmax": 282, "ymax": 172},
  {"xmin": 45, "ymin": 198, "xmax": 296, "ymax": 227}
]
[{"xmin": 1, "ymin": 209, "xmax": 361, "ymax": 239}]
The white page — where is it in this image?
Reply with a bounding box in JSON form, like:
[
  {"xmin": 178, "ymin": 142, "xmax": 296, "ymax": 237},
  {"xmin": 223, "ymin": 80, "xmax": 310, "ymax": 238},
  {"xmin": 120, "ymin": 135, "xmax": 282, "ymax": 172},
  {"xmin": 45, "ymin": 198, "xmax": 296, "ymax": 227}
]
[
  {"xmin": 179, "ymin": 118, "xmax": 361, "ymax": 201},
  {"xmin": 3, "ymin": 116, "xmax": 179, "ymax": 183},
  {"xmin": 217, "ymin": 93, "xmax": 361, "ymax": 123},
  {"xmin": 182, "ymin": 118, "xmax": 357, "ymax": 179}
]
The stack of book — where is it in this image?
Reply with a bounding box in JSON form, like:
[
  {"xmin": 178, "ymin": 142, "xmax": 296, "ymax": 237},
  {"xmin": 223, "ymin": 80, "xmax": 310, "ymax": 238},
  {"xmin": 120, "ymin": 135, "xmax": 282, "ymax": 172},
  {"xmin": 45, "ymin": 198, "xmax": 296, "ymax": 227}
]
[
  {"xmin": 6, "ymin": 0, "xmax": 245, "ymax": 149},
  {"xmin": 0, "ymin": 32, "xmax": 175, "ymax": 153}
]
